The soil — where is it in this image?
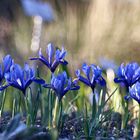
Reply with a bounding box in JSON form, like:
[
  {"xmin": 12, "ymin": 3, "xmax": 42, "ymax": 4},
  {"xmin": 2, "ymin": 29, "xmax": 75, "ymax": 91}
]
[{"xmin": 0, "ymin": 112, "xmax": 135, "ymax": 140}]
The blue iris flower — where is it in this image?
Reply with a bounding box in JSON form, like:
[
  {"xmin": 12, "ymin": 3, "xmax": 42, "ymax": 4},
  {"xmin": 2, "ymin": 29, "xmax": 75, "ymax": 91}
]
[
  {"xmin": 129, "ymin": 82, "xmax": 140, "ymax": 104},
  {"xmin": 30, "ymin": 43, "xmax": 68, "ymax": 73},
  {"xmin": 0, "ymin": 63, "xmax": 45, "ymax": 94},
  {"xmin": 75, "ymin": 63, "xmax": 106, "ymax": 92},
  {"xmin": 0, "ymin": 55, "xmax": 13, "ymax": 84},
  {"xmin": 114, "ymin": 62, "xmax": 140, "ymax": 87},
  {"xmin": 44, "ymin": 71, "xmax": 80, "ymax": 100}
]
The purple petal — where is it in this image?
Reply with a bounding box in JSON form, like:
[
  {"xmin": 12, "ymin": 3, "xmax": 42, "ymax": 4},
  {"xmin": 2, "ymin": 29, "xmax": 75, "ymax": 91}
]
[
  {"xmin": 3, "ymin": 55, "xmax": 13, "ymax": 73},
  {"xmin": 33, "ymin": 78, "xmax": 45, "ymax": 84},
  {"xmin": 79, "ymin": 75, "xmax": 90, "ymax": 86},
  {"xmin": 59, "ymin": 60, "xmax": 68, "ymax": 65},
  {"xmin": 59, "ymin": 47, "xmax": 67, "ymax": 59},
  {"xmin": 47, "ymin": 43, "xmax": 54, "ymax": 65},
  {"xmin": 75, "ymin": 69, "xmax": 80, "ymax": 77},
  {"xmin": 43, "ymin": 84, "xmax": 52, "ymax": 88},
  {"xmin": 0, "ymin": 84, "xmax": 10, "ymax": 91}
]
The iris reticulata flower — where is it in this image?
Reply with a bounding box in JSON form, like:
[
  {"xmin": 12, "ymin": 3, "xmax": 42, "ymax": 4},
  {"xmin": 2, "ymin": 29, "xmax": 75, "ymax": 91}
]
[
  {"xmin": 0, "ymin": 63, "xmax": 45, "ymax": 94},
  {"xmin": 76, "ymin": 63, "xmax": 106, "ymax": 91},
  {"xmin": 43, "ymin": 71, "xmax": 80, "ymax": 100},
  {"xmin": 0, "ymin": 55, "xmax": 13, "ymax": 84},
  {"xmin": 129, "ymin": 82, "xmax": 140, "ymax": 104},
  {"xmin": 114, "ymin": 62, "xmax": 140, "ymax": 87},
  {"xmin": 30, "ymin": 43, "xmax": 68, "ymax": 73}
]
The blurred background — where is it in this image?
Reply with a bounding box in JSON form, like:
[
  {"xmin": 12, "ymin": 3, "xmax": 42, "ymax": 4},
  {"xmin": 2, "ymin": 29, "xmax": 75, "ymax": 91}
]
[{"xmin": 0, "ymin": 0, "xmax": 140, "ymax": 72}]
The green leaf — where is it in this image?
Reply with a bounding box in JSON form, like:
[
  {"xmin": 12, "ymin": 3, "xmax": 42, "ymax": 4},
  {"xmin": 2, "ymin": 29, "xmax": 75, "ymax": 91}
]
[{"xmin": 84, "ymin": 103, "xmax": 90, "ymax": 138}]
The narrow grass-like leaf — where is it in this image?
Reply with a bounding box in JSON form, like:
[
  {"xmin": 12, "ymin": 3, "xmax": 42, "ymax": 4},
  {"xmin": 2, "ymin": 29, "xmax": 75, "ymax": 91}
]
[
  {"xmin": 0, "ymin": 89, "xmax": 6, "ymax": 117},
  {"xmin": 92, "ymin": 93, "xmax": 96, "ymax": 122},
  {"xmin": 32, "ymin": 89, "xmax": 40, "ymax": 125},
  {"xmin": 64, "ymin": 94, "xmax": 79, "ymax": 114},
  {"xmin": 84, "ymin": 103, "xmax": 90, "ymax": 138},
  {"xmin": 12, "ymin": 99, "xmax": 16, "ymax": 119},
  {"xmin": 102, "ymin": 87, "xmax": 118, "ymax": 107},
  {"xmin": 58, "ymin": 100, "xmax": 63, "ymax": 130}
]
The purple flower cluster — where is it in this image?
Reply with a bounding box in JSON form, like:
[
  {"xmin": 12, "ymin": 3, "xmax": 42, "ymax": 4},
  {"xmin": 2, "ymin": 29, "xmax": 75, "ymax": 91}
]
[
  {"xmin": 3, "ymin": 43, "xmax": 140, "ymax": 104},
  {"xmin": 0, "ymin": 56, "xmax": 45, "ymax": 95},
  {"xmin": 30, "ymin": 43, "xmax": 68, "ymax": 73},
  {"xmin": 0, "ymin": 43, "xmax": 107, "ymax": 100},
  {"xmin": 76, "ymin": 63, "xmax": 106, "ymax": 92},
  {"xmin": 0, "ymin": 55, "xmax": 13, "ymax": 84},
  {"xmin": 44, "ymin": 72, "xmax": 80, "ymax": 100},
  {"xmin": 0, "ymin": 44, "xmax": 71, "ymax": 100},
  {"xmin": 114, "ymin": 62, "xmax": 140, "ymax": 103}
]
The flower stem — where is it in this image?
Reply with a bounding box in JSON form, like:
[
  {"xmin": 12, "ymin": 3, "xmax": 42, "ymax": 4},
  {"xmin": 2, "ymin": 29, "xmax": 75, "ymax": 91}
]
[
  {"xmin": 122, "ymin": 101, "xmax": 129, "ymax": 129},
  {"xmin": 48, "ymin": 73, "xmax": 53, "ymax": 129},
  {"xmin": 0, "ymin": 90, "xmax": 6, "ymax": 118},
  {"xmin": 92, "ymin": 90, "xmax": 96, "ymax": 122},
  {"xmin": 53, "ymin": 97, "xmax": 59, "ymax": 128},
  {"xmin": 12, "ymin": 98, "xmax": 16, "ymax": 119},
  {"xmin": 48, "ymin": 89, "xmax": 52, "ymax": 129},
  {"xmin": 134, "ymin": 104, "xmax": 140, "ymax": 138},
  {"xmin": 58, "ymin": 100, "xmax": 63, "ymax": 129},
  {"xmin": 33, "ymin": 90, "xmax": 40, "ymax": 125}
]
